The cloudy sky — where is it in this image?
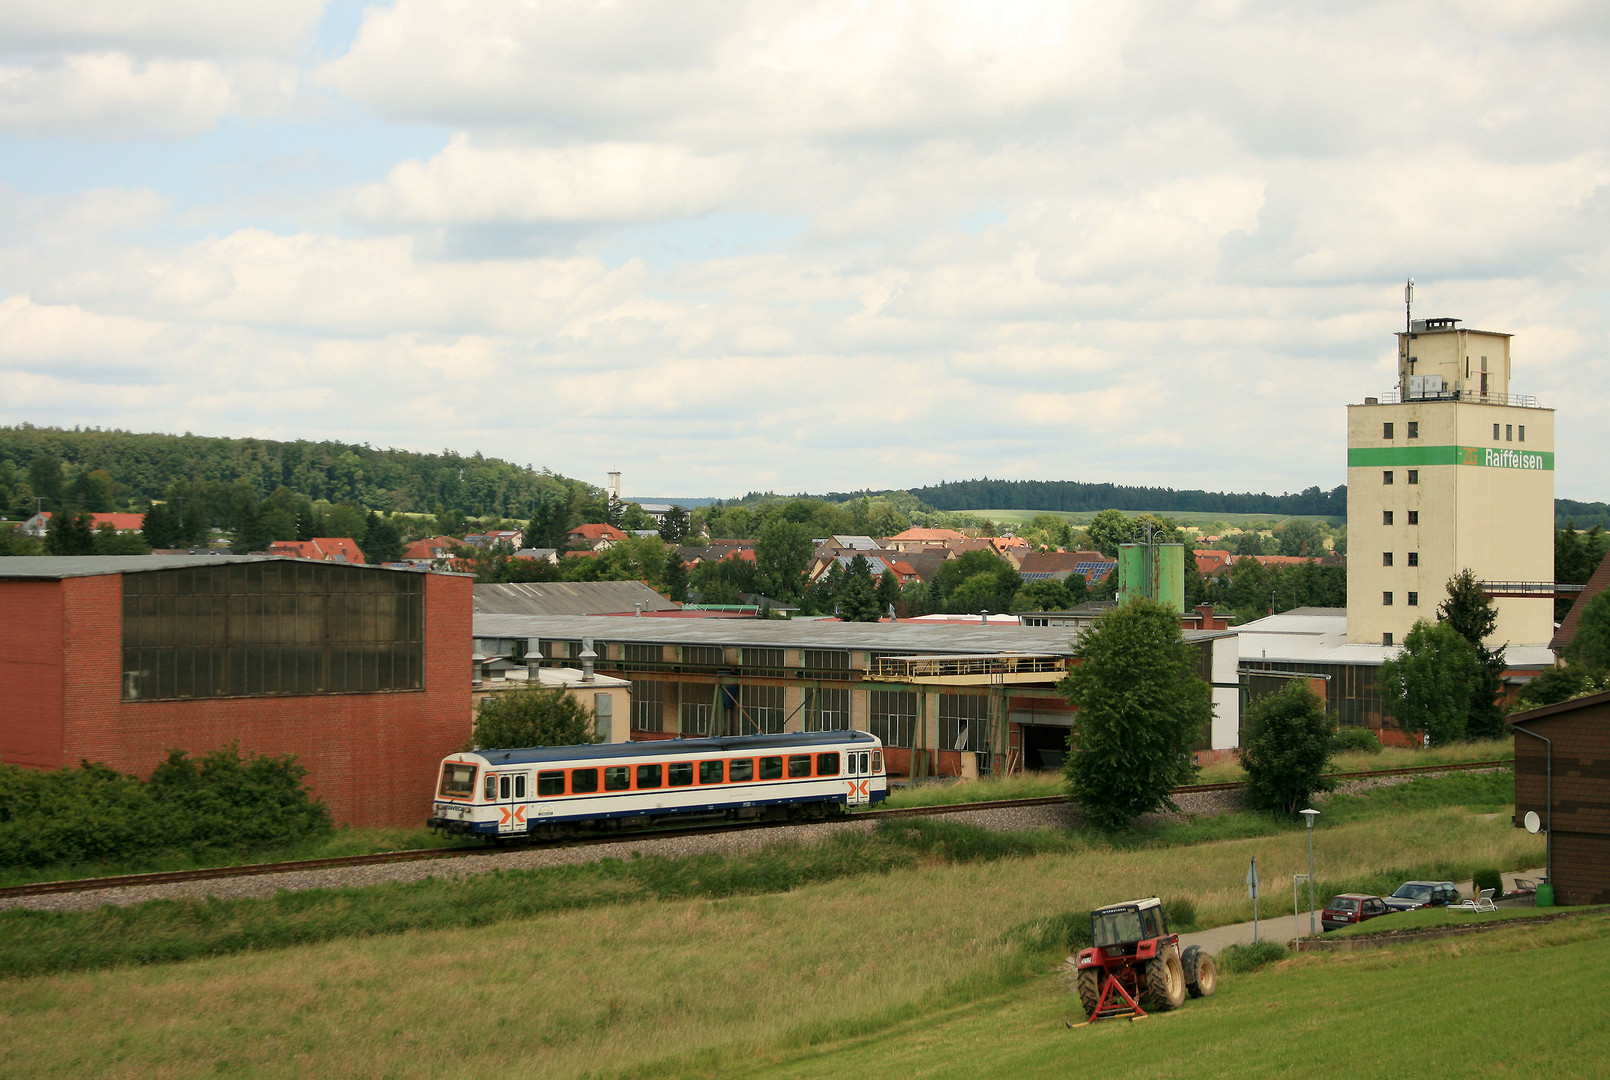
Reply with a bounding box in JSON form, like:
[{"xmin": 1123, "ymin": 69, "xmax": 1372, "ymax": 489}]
[{"xmin": 3, "ymin": 1, "xmax": 1608, "ymax": 502}]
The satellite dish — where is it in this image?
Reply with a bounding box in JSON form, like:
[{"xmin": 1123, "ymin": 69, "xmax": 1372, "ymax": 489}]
[{"xmin": 1524, "ymin": 810, "xmax": 1542, "ymax": 834}]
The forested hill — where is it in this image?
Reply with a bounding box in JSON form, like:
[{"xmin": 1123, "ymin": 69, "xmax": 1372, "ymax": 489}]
[
  {"xmin": 906, "ymin": 478, "xmax": 1349, "ymax": 518},
  {"xmin": 0, "ymin": 425, "xmax": 595, "ymax": 520}
]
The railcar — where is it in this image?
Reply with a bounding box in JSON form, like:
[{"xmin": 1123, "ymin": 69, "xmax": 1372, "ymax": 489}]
[{"xmin": 429, "ymin": 730, "xmax": 888, "ymax": 838}]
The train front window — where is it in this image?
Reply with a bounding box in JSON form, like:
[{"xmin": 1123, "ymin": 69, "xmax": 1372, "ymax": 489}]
[
  {"xmin": 538, "ymin": 771, "xmax": 565, "ymax": 797},
  {"xmin": 700, "ymin": 760, "xmax": 725, "ymax": 784},
  {"xmin": 668, "ymin": 761, "xmax": 694, "ymax": 786},
  {"xmin": 729, "ymin": 759, "xmax": 754, "ymax": 782},
  {"xmin": 439, "ymin": 762, "xmax": 476, "ymax": 799},
  {"xmin": 604, "ymin": 766, "xmax": 631, "ymax": 791},
  {"xmin": 758, "ymin": 756, "xmax": 783, "ymax": 780},
  {"xmin": 787, "ymin": 755, "xmax": 811, "ymax": 778},
  {"xmin": 572, "ymin": 768, "xmax": 599, "ymax": 793},
  {"xmin": 637, "ymin": 763, "xmax": 663, "ymax": 789},
  {"xmin": 816, "ymin": 753, "xmax": 840, "ymax": 776}
]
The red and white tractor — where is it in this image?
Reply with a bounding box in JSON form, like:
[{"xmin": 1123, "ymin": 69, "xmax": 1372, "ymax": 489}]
[{"xmin": 1073, "ymin": 896, "xmax": 1216, "ymax": 1022}]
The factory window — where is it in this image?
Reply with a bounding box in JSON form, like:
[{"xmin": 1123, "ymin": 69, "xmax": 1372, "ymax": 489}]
[
  {"xmin": 681, "ymin": 645, "xmax": 724, "ymax": 667},
  {"xmin": 940, "ymin": 694, "xmax": 989, "ymax": 752},
  {"xmin": 788, "ymin": 755, "xmax": 812, "ymax": 778},
  {"xmin": 1407, "ymin": 470, "xmax": 1419, "ymax": 484},
  {"xmin": 678, "ymin": 683, "xmax": 714, "ymax": 736},
  {"xmin": 740, "ymin": 684, "xmax": 786, "ymax": 734},
  {"xmin": 1383, "ymin": 592, "xmax": 1394, "ymax": 606},
  {"xmin": 1519, "ymin": 425, "xmax": 1526, "ymax": 442},
  {"xmin": 604, "ymin": 767, "xmax": 630, "ymax": 791},
  {"xmin": 630, "ymin": 678, "xmax": 666, "ymax": 732},
  {"xmin": 635, "ymin": 764, "xmax": 662, "ymax": 789},
  {"xmin": 1383, "ymin": 552, "xmax": 1394, "ymax": 566},
  {"xmin": 803, "ymin": 649, "xmax": 851, "ymax": 680},
  {"xmin": 729, "ymin": 759, "xmax": 754, "ymax": 782},
  {"xmin": 804, "ymin": 686, "xmax": 851, "ymax": 731},
  {"xmin": 571, "ymin": 768, "xmax": 598, "ymax": 793},
  {"xmin": 1383, "ymin": 471, "xmax": 1394, "ymax": 485},
  {"xmin": 1407, "ymin": 592, "xmax": 1419, "ymax": 607},
  {"xmin": 868, "ymin": 689, "xmax": 918, "ymax": 748},
  {"xmin": 1383, "ymin": 511, "xmax": 1394, "ymax": 526},
  {"xmin": 1407, "ymin": 421, "xmax": 1419, "ymax": 439},
  {"xmin": 741, "ymin": 647, "xmax": 785, "ymax": 674},
  {"xmin": 538, "ymin": 771, "xmax": 565, "ymax": 797},
  {"xmin": 622, "ymin": 643, "xmax": 663, "ymax": 665},
  {"xmin": 668, "ymin": 761, "xmax": 694, "ymax": 787},
  {"xmin": 1408, "ymin": 511, "xmax": 1419, "ymax": 525},
  {"xmin": 1382, "ymin": 422, "xmax": 1394, "ymax": 439},
  {"xmin": 1408, "ymin": 552, "xmax": 1419, "ymax": 566},
  {"xmin": 1383, "ymin": 632, "xmax": 1394, "ymax": 647},
  {"xmin": 1506, "ymin": 424, "xmax": 1514, "ymax": 441},
  {"xmin": 816, "ymin": 752, "xmax": 841, "ymax": 776},
  {"xmin": 121, "ymin": 562, "xmax": 424, "ymax": 702},
  {"xmin": 758, "ymin": 756, "xmax": 784, "ymax": 781},
  {"xmin": 699, "ymin": 760, "xmax": 725, "ymax": 785}
]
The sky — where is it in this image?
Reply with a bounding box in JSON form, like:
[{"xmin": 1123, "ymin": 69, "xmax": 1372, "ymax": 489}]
[{"xmin": 2, "ymin": 1, "xmax": 1608, "ymax": 503}]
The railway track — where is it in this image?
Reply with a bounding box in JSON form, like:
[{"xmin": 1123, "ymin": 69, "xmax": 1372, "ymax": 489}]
[{"xmin": 0, "ymin": 759, "xmax": 1510, "ymax": 901}]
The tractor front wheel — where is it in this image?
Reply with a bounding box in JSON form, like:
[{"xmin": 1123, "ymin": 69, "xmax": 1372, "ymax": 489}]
[
  {"xmin": 1144, "ymin": 950, "xmax": 1186, "ymax": 1010},
  {"xmin": 1076, "ymin": 968, "xmax": 1103, "ymax": 1018},
  {"xmin": 1182, "ymin": 945, "xmax": 1217, "ymax": 998}
]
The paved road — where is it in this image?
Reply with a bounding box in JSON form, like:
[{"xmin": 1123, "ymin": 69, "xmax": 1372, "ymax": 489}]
[{"xmin": 1178, "ymin": 867, "xmax": 1547, "ymax": 954}]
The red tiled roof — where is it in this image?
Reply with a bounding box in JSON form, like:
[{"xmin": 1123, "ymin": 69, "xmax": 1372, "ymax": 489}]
[
  {"xmin": 264, "ymin": 537, "xmax": 366, "ymax": 564},
  {"xmin": 888, "ymin": 528, "xmax": 966, "ymax": 542},
  {"xmin": 569, "ymin": 523, "xmax": 627, "ymax": 541},
  {"xmin": 91, "ymin": 513, "xmax": 146, "ymax": 532}
]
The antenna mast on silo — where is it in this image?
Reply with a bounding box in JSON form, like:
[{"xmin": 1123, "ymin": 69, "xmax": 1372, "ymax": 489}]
[{"xmin": 1402, "ymin": 277, "xmax": 1414, "ymax": 396}]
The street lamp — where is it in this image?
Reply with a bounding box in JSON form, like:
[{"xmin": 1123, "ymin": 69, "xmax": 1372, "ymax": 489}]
[{"xmin": 1299, "ymin": 808, "xmax": 1320, "ymax": 935}]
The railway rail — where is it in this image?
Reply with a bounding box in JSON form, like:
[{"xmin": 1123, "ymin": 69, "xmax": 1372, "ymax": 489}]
[{"xmin": 0, "ymin": 758, "xmax": 1509, "ymax": 901}]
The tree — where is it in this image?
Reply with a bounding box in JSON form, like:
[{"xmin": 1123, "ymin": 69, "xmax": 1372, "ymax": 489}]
[
  {"xmin": 755, "ymin": 519, "xmax": 813, "ymax": 599},
  {"xmin": 837, "ymin": 554, "xmax": 882, "ymax": 621},
  {"xmin": 663, "ymin": 557, "xmax": 689, "ymax": 603},
  {"xmin": 1086, "ymin": 509, "xmax": 1137, "ymax": 558},
  {"xmin": 1439, "ymin": 568, "xmax": 1506, "ymax": 740},
  {"xmin": 1275, "ymin": 519, "xmax": 1324, "ymax": 557},
  {"xmin": 1011, "ymin": 578, "xmax": 1074, "ymax": 612},
  {"xmin": 1378, "ymin": 620, "xmax": 1480, "ymax": 746},
  {"xmin": 28, "ymin": 454, "xmax": 64, "ymax": 511},
  {"xmin": 471, "ymin": 686, "xmax": 597, "ymax": 749},
  {"xmin": 1240, "ymin": 681, "xmax": 1333, "ymax": 814},
  {"xmin": 141, "ymin": 501, "xmax": 181, "ymax": 549},
  {"xmin": 875, "ymin": 569, "xmax": 901, "ymax": 616},
  {"xmin": 361, "ymin": 512, "xmax": 404, "ymax": 564},
  {"xmin": 1060, "ymin": 598, "xmax": 1212, "ymax": 829},
  {"xmin": 45, "ymin": 509, "xmax": 96, "ymax": 555},
  {"xmin": 93, "ymin": 524, "xmax": 150, "ymax": 554},
  {"xmin": 657, "ymin": 505, "xmax": 690, "ymax": 545},
  {"xmin": 1563, "ymin": 589, "xmax": 1610, "ymax": 671}
]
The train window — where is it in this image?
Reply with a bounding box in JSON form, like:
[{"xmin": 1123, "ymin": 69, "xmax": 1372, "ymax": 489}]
[
  {"xmin": 816, "ymin": 753, "xmax": 840, "ymax": 776},
  {"xmin": 636, "ymin": 763, "xmax": 663, "ymax": 789},
  {"xmin": 439, "ymin": 762, "xmax": 476, "ymax": 798},
  {"xmin": 872, "ymin": 751, "xmax": 882, "ymax": 773},
  {"xmin": 700, "ymin": 760, "xmax": 725, "ymax": 784},
  {"xmin": 537, "ymin": 771, "xmax": 565, "ymax": 797},
  {"xmin": 859, "ymin": 752, "xmax": 870, "ymax": 773},
  {"xmin": 514, "ymin": 774, "xmax": 527, "ymax": 799},
  {"xmin": 847, "ymin": 754, "xmax": 859, "ymax": 776},
  {"xmin": 787, "ymin": 755, "xmax": 812, "ymax": 778},
  {"xmin": 729, "ymin": 759, "xmax": 754, "ymax": 782},
  {"xmin": 604, "ymin": 766, "xmax": 631, "ymax": 791},
  {"xmin": 571, "ymin": 768, "xmax": 599, "ymax": 793},
  {"xmin": 497, "ymin": 775, "xmax": 510, "ymax": 800},
  {"xmin": 668, "ymin": 761, "xmax": 694, "ymax": 786},
  {"xmin": 484, "ymin": 774, "xmax": 498, "ymax": 800},
  {"xmin": 758, "ymin": 756, "xmax": 783, "ymax": 780}
]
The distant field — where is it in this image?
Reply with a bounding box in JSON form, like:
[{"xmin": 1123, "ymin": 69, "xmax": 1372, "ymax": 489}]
[{"xmin": 971, "ymin": 509, "xmax": 1343, "ymax": 529}]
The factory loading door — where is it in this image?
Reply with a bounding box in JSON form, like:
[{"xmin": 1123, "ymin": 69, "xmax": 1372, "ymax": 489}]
[{"xmin": 1020, "ymin": 725, "xmax": 1070, "ymax": 771}]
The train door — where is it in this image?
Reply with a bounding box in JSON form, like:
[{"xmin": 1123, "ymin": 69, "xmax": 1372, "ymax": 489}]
[
  {"xmin": 494, "ymin": 771, "xmax": 529, "ymax": 834},
  {"xmin": 846, "ymin": 750, "xmax": 871, "ymax": 806}
]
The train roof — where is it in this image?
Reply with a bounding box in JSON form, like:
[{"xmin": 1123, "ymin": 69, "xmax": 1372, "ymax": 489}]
[{"xmin": 466, "ymin": 729, "xmax": 880, "ymax": 766}]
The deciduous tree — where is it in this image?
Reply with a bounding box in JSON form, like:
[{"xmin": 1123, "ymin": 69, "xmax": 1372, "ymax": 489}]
[
  {"xmin": 1060, "ymin": 598, "xmax": 1211, "ymax": 829},
  {"xmin": 1439, "ymin": 568, "xmax": 1506, "ymax": 739},
  {"xmin": 1379, "ymin": 620, "xmax": 1479, "ymax": 746},
  {"xmin": 471, "ymin": 686, "xmax": 597, "ymax": 749},
  {"xmin": 1240, "ymin": 681, "xmax": 1333, "ymax": 814}
]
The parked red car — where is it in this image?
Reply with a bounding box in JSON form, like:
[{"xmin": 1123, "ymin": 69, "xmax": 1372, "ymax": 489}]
[{"xmin": 1321, "ymin": 893, "xmax": 1392, "ymax": 932}]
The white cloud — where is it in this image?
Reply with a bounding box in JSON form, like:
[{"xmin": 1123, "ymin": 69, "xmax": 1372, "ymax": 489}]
[{"xmin": 0, "ymin": 1, "xmax": 324, "ymax": 60}]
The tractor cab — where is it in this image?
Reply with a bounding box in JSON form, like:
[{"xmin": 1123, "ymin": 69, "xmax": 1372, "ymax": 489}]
[{"xmin": 1091, "ymin": 898, "xmax": 1169, "ymax": 957}]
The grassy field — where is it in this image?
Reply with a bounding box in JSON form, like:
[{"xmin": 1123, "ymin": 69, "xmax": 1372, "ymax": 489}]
[
  {"xmin": 970, "ymin": 508, "xmax": 1342, "ymax": 529},
  {"xmin": 0, "ymin": 780, "xmax": 1546, "ymax": 1078}
]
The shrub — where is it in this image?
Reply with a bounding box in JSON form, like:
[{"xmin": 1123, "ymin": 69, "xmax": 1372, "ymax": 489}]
[
  {"xmin": 1162, "ymin": 896, "xmax": 1198, "ymax": 932},
  {"xmin": 1330, "ymin": 727, "xmax": 1382, "ymax": 755},
  {"xmin": 1472, "ymin": 868, "xmax": 1503, "ymax": 898},
  {"xmin": 1218, "ymin": 940, "xmax": 1288, "ymax": 974}
]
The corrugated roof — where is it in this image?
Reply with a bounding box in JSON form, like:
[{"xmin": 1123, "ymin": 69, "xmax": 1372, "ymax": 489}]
[{"xmin": 474, "ymin": 580, "xmax": 679, "ymax": 616}]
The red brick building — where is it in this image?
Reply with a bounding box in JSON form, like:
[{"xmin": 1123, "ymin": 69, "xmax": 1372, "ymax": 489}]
[{"xmin": 0, "ymin": 555, "xmax": 471, "ymax": 828}]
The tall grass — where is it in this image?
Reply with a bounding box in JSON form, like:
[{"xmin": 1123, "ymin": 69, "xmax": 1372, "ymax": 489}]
[
  {"xmin": 1195, "ymin": 736, "xmax": 1514, "ymax": 784},
  {"xmin": 878, "ymin": 773, "xmax": 1067, "ymax": 810}
]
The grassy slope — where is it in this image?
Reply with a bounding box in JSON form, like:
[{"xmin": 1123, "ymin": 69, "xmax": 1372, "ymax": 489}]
[
  {"xmin": 971, "ymin": 509, "xmax": 1341, "ymax": 528},
  {"xmin": 0, "ymin": 788, "xmax": 1544, "ymax": 1079}
]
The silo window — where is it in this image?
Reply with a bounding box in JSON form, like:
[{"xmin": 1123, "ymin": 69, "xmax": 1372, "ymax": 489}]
[
  {"xmin": 1519, "ymin": 426, "xmax": 1526, "ymax": 442},
  {"xmin": 1407, "ymin": 422, "xmax": 1419, "ymax": 439},
  {"xmin": 1383, "ymin": 552, "xmax": 1394, "ymax": 566},
  {"xmin": 1407, "ymin": 592, "xmax": 1419, "ymax": 607},
  {"xmin": 1383, "ymin": 592, "xmax": 1394, "ymax": 606},
  {"xmin": 1506, "ymin": 425, "xmax": 1513, "ymax": 441},
  {"xmin": 1383, "ymin": 422, "xmax": 1394, "ymax": 439},
  {"xmin": 1383, "ymin": 632, "xmax": 1394, "ymax": 647},
  {"xmin": 1408, "ymin": 511, "xmax": 1420, "ymax": 525},
  {"xmin": 1407, "ymin": 470, "xmax": 1419, "ymax": 484},
  {"xmin": 1383, "ymin": 471, "xmax": 1394, "ymax": 485},
  {"xmin": 1408, "ymin": 552, "xmax": 1419, "ymax": 566},
  {"xmin": 1383, "ymin": 511, "xmax": 1394, "ymax": 525}
]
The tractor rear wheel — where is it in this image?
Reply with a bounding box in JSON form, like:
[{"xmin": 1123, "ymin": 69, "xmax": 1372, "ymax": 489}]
[
  {"xmin": 1076, "ymin": 968, "xmax": 1102, "ymax": 1018},
  {"xmin": 1182, "ymin": 945, "xmax": 1217, "ymax": 998},
  {"xmin": 1144, "ymin": 949, "xmax": 1186, "ymax": 1010}
]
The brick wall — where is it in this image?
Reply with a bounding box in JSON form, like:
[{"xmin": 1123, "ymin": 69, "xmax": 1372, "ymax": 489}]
[
  {"xmin": 44, "ymin": 571, "xmax": 473, "ymax": 829},
  {"xmin": 0, "ymin": 579, "xmax": 66, "ymax": 769}
]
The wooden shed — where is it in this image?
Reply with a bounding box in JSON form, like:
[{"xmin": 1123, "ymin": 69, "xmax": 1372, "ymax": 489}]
[{"xmin": 1512, "ymin": 688, "xmax": 1610, "ymax": 905}]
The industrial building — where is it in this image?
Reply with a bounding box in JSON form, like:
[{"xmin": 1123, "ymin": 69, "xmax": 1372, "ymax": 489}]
[
  {"xmin": 0, "ymin": 555, "xmax": 472, "ymax": 828},
  {"xmin": 472, "ymin": 614, "xmax": 1243, "ymax": 778}
]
